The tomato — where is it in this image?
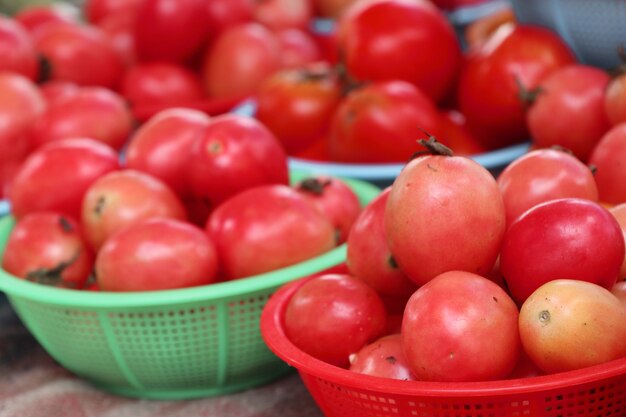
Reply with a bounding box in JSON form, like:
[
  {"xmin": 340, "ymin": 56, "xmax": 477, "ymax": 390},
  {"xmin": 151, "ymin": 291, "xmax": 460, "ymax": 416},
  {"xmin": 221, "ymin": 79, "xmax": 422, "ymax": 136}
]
[
  {"xmin": 330, "ymin": 80, "xmax": 443, "ymax": 163},
  {"xmin": 39, "ymin": 80, "xmax": 79, "ymax": 104},
  {"xmin": 34, "ymin": 23, "xmax": 123, "ymax": 89},
  {"xmin": 201, "ymin": 22, "xmax": 282, "ymax": 99},
  {"xmin": 120, "ymin": 62, "xmax": 205, "ymax": 110},
  {"xmin": 96, "ymin": 218, "xmax": 219, "ymax": 291},
  {"xmin": 207, "ymin": 184, "xmax": 336, "ymax": 279},
  {"xmin": 81, "ymin": 169, "xmax": 187, "ymax": 250},
  {"xmin": 608, "ymin": 203, "xmax": 626, "ymax": 280},
  {"xmin": 275, "ymin": 28, "xmax": 322, "ymax": 69},
  {"xmin": 500, "ymin": 198, "xmax": 625, "ymax": 305},
  {"xmin": 497, "ymin": 148, "xmax": 599, "ymax": 227},
  {"xmin": 295, "ymin": 175, "xmax": 362, "ymax": 244},
  {"xmin": 291, "ymin": 134, "xmax": 332, "ymax": 161},
  {"xmin": 284, "ymin": 273, "xmax": 387, "ymax": 367},
  {"xmin": 437, "ymin": 109, "xmax": 487, "ymax": 156},
  {"xmin": 255, "ymin": 62, "xmax": 341, "ymax": 154},
  {"xmin": 527, "ymin": 65, "xmax": 611, "ymax": 162},
  {"xmin": 14, "ymin": 3, "xmax": 81, "ymax": 35},
  {"xmin": 205, "ymin": 0, "xmax": 254, "ymax": 36},
  {"xmin": 463, "ymin": 6, "xmax": 515, "ymax": 50},
  {"xmin": 347, "ymin": 188, "xmax": 416, "ymax": 299},
  {"xmin": 604, "ymin": 71, "xmax": 626, "ymax": 126},
  {"xmin": 431, "ymin": 0, "xmax": 490, "ymax": 11},
  {"xmin": 384, "ymin": 138, "xmax": 506, "ymax": 286},
  {"xmin": 30, "ymin": 86, "xmax": 134, "ymax": 151},
  {"xmin": 0, "ymin": 15, "xmax": 38, "ymax": 80},
  {"xmin": 83, "ymin": 0, "xmax": 142, "ymax": 24},
  {"xmin": 253, "ymin": 0, "xmax": 314, "ymax": 31},
  {"xmin": 402, "ymin": 271, "xmax": 520, "ymax": 382},
  {"xmin": 457, "ymin": 24, "xmax": 576, "ymax": 150},
  {"xmin": 124, "ymin": 107, "xmax": 211, "ymax": 198},
  {"xmin": 588, "ymin": 123, "xmax": 626, "ymax": 205},
  {"xmin": 1, "ymin": 212, "xmax": 93, "ymax": 289},
  {"xmin": 133, "ymin": 0, "xmax": 210, "ymax": 64},
  {"xmin": 186, "ymin": 114, "xmax": 289, "ymax": 211},
  {"xmin": 9, "ymin": 138, "xmax": 120, "ymax": 220},
  {"xmin": 611, "ymin": 281, "xmax": 626, "ymax": 307},
  {"xmin": 338, "ymin": 0, "xmax": 462, "ymax": 104},
  {"xmin": 97, "ymin": 10, "xmax": 138, "ymax": 67},
  {"xmin": 349, "ymin": 334, "xmax": 416, "ymax": 380},
  {"xmin": 519, "ymin": 279, "xmax": 626, "ymax": 374}
]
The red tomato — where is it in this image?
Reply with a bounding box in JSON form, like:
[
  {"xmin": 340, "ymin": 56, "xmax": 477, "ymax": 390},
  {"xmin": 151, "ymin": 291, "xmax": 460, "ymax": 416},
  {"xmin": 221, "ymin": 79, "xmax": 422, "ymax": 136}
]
[
  {"xmin": 337, "ymin": 0, "xmax": 462, "ymax": 104},
  {"xmin": 330, "ymin": 80, "xmax": 443, "ymax": 163},
  {"xmin": 349, "ymin": 334, "xmax": 416, "ymax": 380},
  {"xmin": 402, "ymin": 271, "xmax": 520, "ymax": 382},
  {"xmin": 347, "ymin": 188, "xmax": 417, "ymax": 299},
  {"xmin": 14, "ymin": 3, "xmax": 81, "ymax": 35},
  {"xmin": 431, "ymin": 0, "xmax": 489, "ymax": 11},
  {"xmin": 97, "ymin": 10, "xmax": 138, "ymax": 67},
  {"xmin": 255, "ymin": 62, "xmax": 341, "ymax": 154},
  {"xmin": 0, "ymin": 15, "xmax": 38, "ymax": 80},
  {"xmin": 133, "ymin": 0, "xmax": 210, "ymax": 64},
  {"xmin": 457, "ymin": 24, "xmax": 576, "ymax": 150},
  {"xmin": 291, "ymin": 134, "xmax": 332, "ymax": 161},
  {"xmin": 611, "ymin": 280, "xmax": 626, "ymax": 307},
  {"xmin": 9, "ymin": 138, "xmax": 120, "ymax": 220},
  {"xmin": 207, "ymin": 184, "xmax": 336, "ymax": 279},
  {"xmin": 83, "ymin": 0, "xmax": 142, "ymax": 23},
  {"xmin": 96, "ymin": 218, "xmax": 219, "ymax": 291},
  {"xmin": 1, "ymin": 212, "xmax": 93, "ymax": 289},
  {"xmin": 201, "ymin": 22, "xmax": 282, "ymax": 99},
  {"xmin": 295, "ymin": 175, "xmax": 362, "ymax": 244},
  {"xmin": 124, "ymin": 107, "xmax": 211, "ymax": 198},
  {"xmin": 604, "ymin": 72, "xmax": 626, "ymax": 126},
  {"xmin": 608, "ymin": 203, "xmax": 626, "ymax": 280},
  {"xmin": 39, "ymin": 80, "xmax": 79, "ymax": 104},
  {"xmin": 284, "ymin": 273, "xmax": 387, "ymax": 367},
  {"xmin": 186, "ymin": 114, "xmax": 289, "ymax": 210},
  {"xmin": 275, "ymin": 28, "xmax": 322, "ymax": 69},
  {"xmin": 528, "ymin": 65, "xmax": 611, "ymax": 162},
  {"xmin": 500, "ymin": 198, "xmax": 625, "ymax": 304},
  {"xmin": 497, "ymin": 148, "xmax": 599, "ymax": 227},
  {"xmin": 253, "ymin": 0, "xmax": 314, "ymax": 31},
  {"xmin": 384, "ymin": 139, "xmax": 506, "ymax": 286},
  {"xmin": 81, "ymin": 169, "xmax": 187, "ymax": 250},
  {"xmin": 589, "ymin": 123, "xmax": 626, "ymax": 205},
  {"xmin": 437, "ymin": 109, "xmax": 487, "ymax": 156},
  {"xmin": 519, "ymin": 279, "xmax": 626, "ymax": 374},
  {"xmin": 30, "ymin": 86, "xmax": 134, "ymax": 151},
  {"xmin": 205, "ymin": 0, "xmax": 254, "ymax": 36},
  {"xmin": 120, "ymin": 62, "xmax": 204, "ymax": 110}
]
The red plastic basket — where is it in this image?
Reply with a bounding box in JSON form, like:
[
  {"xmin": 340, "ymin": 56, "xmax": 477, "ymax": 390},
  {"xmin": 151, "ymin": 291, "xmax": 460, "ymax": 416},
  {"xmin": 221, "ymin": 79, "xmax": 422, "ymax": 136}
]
[{"xmin": 260, "ymin": 275, "xmax": 626, "ymax": 417}]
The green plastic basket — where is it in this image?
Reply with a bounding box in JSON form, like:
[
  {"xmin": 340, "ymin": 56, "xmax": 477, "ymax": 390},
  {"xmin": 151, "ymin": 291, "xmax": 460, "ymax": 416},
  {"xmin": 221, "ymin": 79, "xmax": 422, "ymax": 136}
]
[{"xmin": 0, "ymin": 172, "xmax": 380, "ymax": 400}]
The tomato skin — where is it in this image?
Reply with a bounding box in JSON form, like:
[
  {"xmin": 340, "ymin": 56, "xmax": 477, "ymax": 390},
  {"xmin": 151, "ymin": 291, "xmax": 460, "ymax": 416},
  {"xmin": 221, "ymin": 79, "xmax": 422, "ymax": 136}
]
[
  {"xmin": 338, "ymin": 0, "xmax": 462, "ymax": 104},
  {"xmin": 14, "ymin": 3, "xmax": 81, "ymax": 36},
  {"xmin": 384, "ymin": 152, "xmax": 506, "ymax": 286},
  {"xmin": 207, "ymin": 184, "xmax": 336, "ymax": 279},
  {"xmin": 519, "ymin": 279, "xmax": 626, "ymax": 374},
  {"xmin": 284, "ymin": 273, "xmax": 387, "ymax": 368},
  {"xmin": 97, "ymin": 10, "xmax": 138, "ymax": 67},
  {"xmin": 500, "ymin": 198, "xmax": 625, "ymax": 305},
  {"xmin": 608, "ymin": 203, "xmax": 626, "ymax": 280},
  {"xmin": 349, "ymin": 334, "xmax": 416, "ymax": 380},
  {"xmin": 402, "ymin": 271, "xmax": 520, "ymax": 382},
  {"xmin": 96, "ymin": 218, "xmax": 219, "ymax": 291},
  {"xmin": 457, "ymin": 24, "xmax": 576, "ymax": 150},
  {"xmin": 39, "ymin": 80, "xmax": 79, "ymax": 104},
  {"xmin": 84, "ymin": 0, "xmax": 142, "ymax": 24},
  {"xmin": 205, "ymin": 0, "xmax": 254, "ymax": 35},
  {"xmin": 605, "ymin": 74, "xmax": 626, "ymax": 126},
  {"xmin": 588, "ymin": 124, "xmax": 626, "ymax": 205},
  {"xmin": 1, "ymin": 212, "xmax": 94, "ymax": 289},
  {"xmin": 9, "ymin": 138, "xmax": 120, "ymax": 220},
  {"xmin": 276, "ymin": 28, "xmax": 322, "ymax": 69},
  {"xmin": 528, "ymin": 65, "xmax": 611, "ymax": 162},
  {"xmin": 0, "ymin": 15, "xmax": 39, "ymax": 80},
  {"xmin": 611, "ymin": 280, "xmax": 626, "ymax": 307},
  {"xmin": 330, "ymin": 80, "xmax": 443, "ymax": 163},
  {"xmin": 253, "ymin": 0, "xmax": 314, "ymax": 31},
  {"xmin": 437, "ymin": 109, "xmax": 487, "ymax": 156},
  {"xmin": 497, "ymin": 148, "xmax": 599, "ymax": 227}
]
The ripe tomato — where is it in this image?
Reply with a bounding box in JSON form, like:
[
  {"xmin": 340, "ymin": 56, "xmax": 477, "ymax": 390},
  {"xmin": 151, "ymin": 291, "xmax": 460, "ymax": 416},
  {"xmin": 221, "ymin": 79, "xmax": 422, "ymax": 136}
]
[
  {"xmin": 604, "ymin": 72, "xmax": 626, "ymax": 126},
  {"xmin": 384, "ymin": 139, "xmax": 506, "ymax": 286},
  {"xmin": 83, "ymin": 0, "xmax": 142, "ymax": 24},
  {"xmin": 97, "ymin": 10, "xmax": 138, "ymax": 67},
  {"xmin": 608, "ymin": 203, "xmax": 626, "ymax": 280},
  {"xmin": 349, "ymin": 334, "xmax": 416, "ymax": 380},
  {"xmin": 14, "ymin": 3, "xmax": 81, "ymax": 36},
  {"xmin": 253, "ymin": 0, "xmax": 314, "ymax": 31},
  {"xmin": 255, "ymin": 62, "xmax": 341, "ymax": 154},
  {"xmin": 527, "ymin": 65, "xmax": 611, "ymax": 162},
  {"xmin": 519, "ymin": 279, "xmax": 626, "ymax": 374},
  {"xmin": 588, "ymin": 123, "xmax": 626, "ymax": 205},
  {"xmin": 500, "ymin": 198, "xmax": 625, "ymax": 305},
  {"xmin": 330, "ymin": 80, "xmax": 443, "ymax": 163},
  {"xmin": 186, "ymin": 114, "xmax": 289, "ymax": 211},
  {"xmin": 347, "ymin": 188, "xmax": 417, "ymax": 299},
  {"xmin": 124, "ymin": 108, "xmax": 211, "ymax": 198},
  {"xmin": 39, "ymin": 80, "xmax": 79, "ymax": 104},
  {"xmin": 457, "ymin": 24, "xmax": 576, "ymax": 150},
  {"xmin": 0, "ymin": 15, "xmax": 38, "ymax": 80},
  {"xmin": 133, "ymin": 0, "xmax": 210, "ymax": 64},
  {"xmin": 34, "ymin": 23, "xmax": 123, "ymax": 88},
  {"xmin": 81, "ymin": 169, "xmax": 187, "ymax": 250},
  {"xmin": 437, "ymin": 109, "xmax": 487, "ymax": 156},
  {"xmin": 30, "ymin": 86, "xmax": 134, "ymax": 151},
  {"xmin": 337, "ymin": 0, "xmax": 462, "ymax": 104},
  {"xmin": 1, "ymin": 212, "xmax": 94, "ymax": 289},
  {"xmin": 9, "ymin": 138, "xmax": 120, "ymax": 220},
  {"xmin": 497, "ymin": 148, "xmax": 599, "ymax": 227},
  {"xmin": 205, "ymin": 0, "xmax": 254, "ymax": 36},
  {"xmin": 284, "ymin": 273, "xmax": 387, "ymax": 367},
  {"xmin": 402, "ymin": 271, "xmax": 520, "ymax": 382},
  {"xmin": 611, "ymin": 281, "xmax": 626, "ymax": 307},
  {"xmin": 207, "ymin": 184, "xmax": 336, "ymax": 279},
  {"xmin": 201, "ymin": 22, "xmax": 282, "ymax": 99},
  {"xmin": 96, "ymin": 218, "xmax": 219, "ymax": 291},
  {"xmin": 275, "ymin": 28, "xmax": 322, "ymax": 69}
]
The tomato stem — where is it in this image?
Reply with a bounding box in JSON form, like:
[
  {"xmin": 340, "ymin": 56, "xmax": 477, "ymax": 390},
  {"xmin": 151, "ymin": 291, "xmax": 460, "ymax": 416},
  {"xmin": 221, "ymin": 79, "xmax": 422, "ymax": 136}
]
[
  {"xmin": 515, "ymin": 76, "xmax": 543, "ymax": 108},
  {"xmin": 25, "ymin": 251, "xmax": 81, "ymax": 288},
  {"xmin": 297, "ymin": 177, "xmax": 331, "ymax": 195},
  {"xmin": 414, "ymin": 130, "xmax": 454, "ymax": 157}
]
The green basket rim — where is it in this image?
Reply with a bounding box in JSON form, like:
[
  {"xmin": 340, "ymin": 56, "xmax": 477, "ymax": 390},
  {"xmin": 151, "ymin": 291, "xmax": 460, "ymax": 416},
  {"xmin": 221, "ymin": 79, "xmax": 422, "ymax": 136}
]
[{"xmin": 0, "ymin": 174, "xmax": 380, "ymax": 309}]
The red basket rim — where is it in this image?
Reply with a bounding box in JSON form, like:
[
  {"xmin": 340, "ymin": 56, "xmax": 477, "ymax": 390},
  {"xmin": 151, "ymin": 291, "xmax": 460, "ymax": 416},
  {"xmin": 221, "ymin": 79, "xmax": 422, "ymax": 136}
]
[{"xmin": 260, "ymin": 274, "xmax": 626, "ymax": 398}]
